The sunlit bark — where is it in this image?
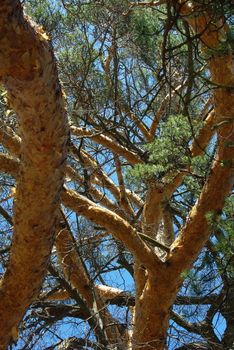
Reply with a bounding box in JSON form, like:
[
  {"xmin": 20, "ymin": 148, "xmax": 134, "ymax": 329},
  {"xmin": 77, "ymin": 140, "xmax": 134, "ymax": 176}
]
[
  {"xmin": 61, "ymin": 188, "xmax": 160, "ymax": 271},
  {"xmin": 0, "ymin": 1, "xmax": 68, "ymax": 348}
]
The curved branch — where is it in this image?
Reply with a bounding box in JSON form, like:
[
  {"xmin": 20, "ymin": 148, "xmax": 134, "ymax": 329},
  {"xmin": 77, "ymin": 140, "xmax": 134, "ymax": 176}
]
[
  {"xmin": 71, "ymin": 146, "xmax": 143, "ymax": 208},
  {"xmin": 61, "ymin": 188, "xmax": 160, "ymax": 270},
  {"xmin": 0, "ymin": 2, "xmax": 68, "ymax": 347},
  {"xmin": 66, "ymin": 165, "xmax": 126, "ymax": 217},
  {"xmin": 71, "ymin": 126, "xmax": 142, "ymax": 165}
]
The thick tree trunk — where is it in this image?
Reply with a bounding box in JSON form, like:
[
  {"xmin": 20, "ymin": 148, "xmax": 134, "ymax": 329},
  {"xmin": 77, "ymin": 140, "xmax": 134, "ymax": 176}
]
[
  {"xmin": 133, "ymin": 273, "xmax": 179, "ymax": 350},
  {"xmin": 0, "ymin": 1, "xmax": 68, "ymax": 348}
]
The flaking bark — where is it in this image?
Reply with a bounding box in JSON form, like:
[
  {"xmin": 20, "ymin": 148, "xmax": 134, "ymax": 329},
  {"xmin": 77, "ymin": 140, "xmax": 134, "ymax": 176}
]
[{"xmin": 0, "ymin": 1, "xmax": 68, "ymax": 348}]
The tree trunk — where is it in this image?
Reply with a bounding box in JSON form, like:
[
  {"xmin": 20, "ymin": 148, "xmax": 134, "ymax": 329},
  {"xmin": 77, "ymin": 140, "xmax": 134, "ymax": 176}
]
[
  {"xmin": 133, "ymin": 273, "xmax": 179, "ymax": 350},
  {"xmin": 0, "ymin": 1, "xmax": 68, "ymax": 348}
]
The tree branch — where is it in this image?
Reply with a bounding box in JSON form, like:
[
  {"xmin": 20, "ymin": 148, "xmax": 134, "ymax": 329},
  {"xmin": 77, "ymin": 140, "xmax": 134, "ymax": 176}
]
[
  {"xmin": 71, "ymin": 126, "xmax": 142, "ymax": 165},
  {"xmin": 61, "ymin": 187, "xmax": 161, "ymax": 270}
]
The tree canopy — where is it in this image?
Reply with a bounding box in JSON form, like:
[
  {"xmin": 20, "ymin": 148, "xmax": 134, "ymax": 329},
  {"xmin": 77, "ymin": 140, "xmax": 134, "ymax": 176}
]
[{"xmin": 0, "ymin": 0, "xmax": 233, "ymax": 349}]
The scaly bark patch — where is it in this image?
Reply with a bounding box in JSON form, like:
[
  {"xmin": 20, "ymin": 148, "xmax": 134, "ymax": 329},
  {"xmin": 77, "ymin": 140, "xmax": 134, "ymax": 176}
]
[{"xmin": 0, "ymin": 1, "xmax": 68, "ymax": 348}]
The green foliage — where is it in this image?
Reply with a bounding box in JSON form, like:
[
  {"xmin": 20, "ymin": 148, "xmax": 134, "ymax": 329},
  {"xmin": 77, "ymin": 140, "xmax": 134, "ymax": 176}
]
[
  {"xmin": 127, "ymin": 8, "xmax": 162, "ymax": 65},
  {"xmin": 183, "ymin": 153, "xmax": 213, "ymax": 195},
  {"xmin": 128, "ymin": 115, "xmax": 201, "ymax": 182}
]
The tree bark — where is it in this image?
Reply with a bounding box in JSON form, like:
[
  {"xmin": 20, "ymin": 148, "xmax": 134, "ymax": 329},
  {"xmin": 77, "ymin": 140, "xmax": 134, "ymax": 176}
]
[
  {"xmin": 132, "ymin": 273, "xmax": 179, "ymax": 350},
  {"xmin": 0, "ymin": 1, "xmax": 68, "ymax": 348}
]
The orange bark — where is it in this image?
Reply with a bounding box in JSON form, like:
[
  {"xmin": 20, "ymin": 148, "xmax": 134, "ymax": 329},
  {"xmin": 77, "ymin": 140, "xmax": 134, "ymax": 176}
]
[
  {"xmin": 61, "ymin": 188, "xmax": 160, "ymax": 270},
  {"xmin": 133, "ymin": 273, "xmax": 179, "ymax": 350},
  {"xmin": 0, "ymin": 1, "xmax": 68, "ymax": 348},
  {"xmin": 66, "ymin": 165, "xmax": 124, "ymax": 216}
]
